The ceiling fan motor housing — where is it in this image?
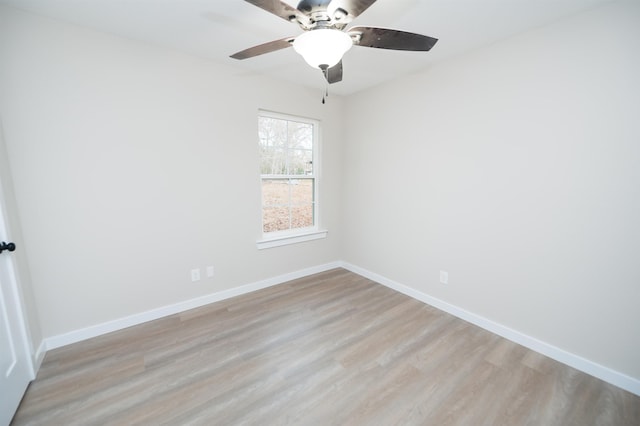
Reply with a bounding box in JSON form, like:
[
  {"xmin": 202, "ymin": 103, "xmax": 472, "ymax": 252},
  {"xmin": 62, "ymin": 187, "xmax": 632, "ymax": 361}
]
[
  {"xmin": 297, "ymin": 0, "xmax": 333, "ymax": 14},
  {"xmin": 295, "ymin": 0, "xmax": 349, "ymax": 29}
]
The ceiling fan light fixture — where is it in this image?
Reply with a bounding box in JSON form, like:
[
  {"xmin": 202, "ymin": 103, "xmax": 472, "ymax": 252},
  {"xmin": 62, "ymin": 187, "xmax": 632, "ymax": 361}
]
[{"xmin": 293, "ymin": 28, "xmax": 352, "ymax": 69}]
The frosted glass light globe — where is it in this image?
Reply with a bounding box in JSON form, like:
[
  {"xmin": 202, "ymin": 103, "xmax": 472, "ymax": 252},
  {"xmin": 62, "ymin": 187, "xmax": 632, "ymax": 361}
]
[{"xmin": 293, "ymin": 29, "xmax": 353, "ymax": 69}]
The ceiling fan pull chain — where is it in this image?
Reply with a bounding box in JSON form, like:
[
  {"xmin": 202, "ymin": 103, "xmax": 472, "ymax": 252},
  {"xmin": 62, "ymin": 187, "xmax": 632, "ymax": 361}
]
[
  {"xmin": 322, "ymin": 83, "xmax": 329, "ymax": 104},
  {"xmin": 321, "ymin": 66, "xmax": 329, "ymax": 104}
]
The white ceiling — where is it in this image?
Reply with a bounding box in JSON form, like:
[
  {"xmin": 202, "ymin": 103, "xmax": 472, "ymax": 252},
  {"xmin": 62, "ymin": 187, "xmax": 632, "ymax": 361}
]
[{"xmin": 1, "ymin": 0, "xmax": 614, "ymax": 95}]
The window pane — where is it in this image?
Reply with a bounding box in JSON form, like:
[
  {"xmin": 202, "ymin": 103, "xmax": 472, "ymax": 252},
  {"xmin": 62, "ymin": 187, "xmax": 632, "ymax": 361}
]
[
  {"xmin": 288, "ymin": 121, "xmax": 313, "ymax": 150},
  {"xmin": 289, "ymin": 179, "xmax": 313, "ymax": 206},
  {"xmin": 291, "ymin": 205, "xmax": 313, "ymax": 229},
  {"xmin": 259, "ymin": 117, "xmax": 287, "ymax": 175},
  {"xmin": 289, "ymin": 149, "xmax": 313, "ymax": 175},
  {"xmin": 263, "ymin": 207, "xmax": 290, "ymax": 233},
  {"xmin": 260, "ymin": 149, "xmax": 287, "ymax": 175},
  {"xmin": 262, "ymin": 179, "xmax": 289, "ymax": 206},
  {"xmin": 259, "ymin": 117, "xmax": 287, "ymax": 150}
]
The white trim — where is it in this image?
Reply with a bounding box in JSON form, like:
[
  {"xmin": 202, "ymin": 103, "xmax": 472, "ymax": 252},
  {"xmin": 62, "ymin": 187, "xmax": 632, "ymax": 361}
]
[
  {"xmin": 43, "ymin": 261, "xmax": 341, "ymax": 351},
  {"xmin": 339, "ymin": 261, "xmax": 640, "ymax": 397},
  {"xmin": 34, "ymin": 339, "xmax": 46, "ymax": 371},
  {"xmin": 257, "ymin": 229, "xmax": 328, "ymax": 250}
]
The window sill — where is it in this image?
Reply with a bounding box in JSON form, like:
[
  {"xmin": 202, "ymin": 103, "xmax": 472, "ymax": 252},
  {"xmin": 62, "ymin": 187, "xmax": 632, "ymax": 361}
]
[{"xmin": 256, "ymin": 229, "xmax": 328, "ymax": 250}]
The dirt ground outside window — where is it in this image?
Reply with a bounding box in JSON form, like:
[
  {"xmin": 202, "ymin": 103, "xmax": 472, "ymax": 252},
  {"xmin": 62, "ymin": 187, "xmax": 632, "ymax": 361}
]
[{"xmin": 262, "ymin": 179, "xmax": 313, "ymax": 232}]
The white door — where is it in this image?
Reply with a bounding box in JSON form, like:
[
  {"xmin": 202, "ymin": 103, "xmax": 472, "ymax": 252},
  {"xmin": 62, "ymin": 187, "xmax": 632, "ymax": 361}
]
[{"xmin": 0, "ymin": 185, "xmax": 33, "ymax": 425}]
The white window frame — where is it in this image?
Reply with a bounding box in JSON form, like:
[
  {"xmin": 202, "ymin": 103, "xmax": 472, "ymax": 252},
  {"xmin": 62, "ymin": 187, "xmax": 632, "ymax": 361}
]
[{"xmin": 256, "ymin": 110, "xmax": 327, "ymax": 249}]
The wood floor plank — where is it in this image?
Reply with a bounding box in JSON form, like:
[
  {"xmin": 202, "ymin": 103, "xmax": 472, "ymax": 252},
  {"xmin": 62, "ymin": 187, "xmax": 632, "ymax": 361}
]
[{"xmin": 11, "ymin": 268, "xmax": 640, "ymax": 425}]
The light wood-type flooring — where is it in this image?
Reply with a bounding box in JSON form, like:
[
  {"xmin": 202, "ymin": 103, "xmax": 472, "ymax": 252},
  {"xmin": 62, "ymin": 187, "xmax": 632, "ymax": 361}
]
[{"xmin": 12, "ymin": 268, "xmax": 640, "ymax": 425}]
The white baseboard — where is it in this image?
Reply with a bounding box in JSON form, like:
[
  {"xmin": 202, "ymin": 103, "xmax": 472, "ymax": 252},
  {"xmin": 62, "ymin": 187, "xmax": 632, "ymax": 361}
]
[
  {"xmin": 339, "ymin": 261, "xmax": 640, "ymax": 397},
  {"xmin": 33, "ymin": 339, "xmax": 46, "ymax": 374},
  {"xmin": 43, "ymin": 261, "xmax": 342, "ymax": 351}
]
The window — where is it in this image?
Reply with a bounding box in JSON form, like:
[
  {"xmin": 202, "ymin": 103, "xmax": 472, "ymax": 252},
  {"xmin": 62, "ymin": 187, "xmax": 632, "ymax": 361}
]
[{"xmin": 257, "ymin": 111, "xmax": 327, "ymax": 249}]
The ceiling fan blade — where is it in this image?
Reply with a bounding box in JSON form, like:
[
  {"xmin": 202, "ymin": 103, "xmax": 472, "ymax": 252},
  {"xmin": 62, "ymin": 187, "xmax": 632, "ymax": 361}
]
[
  {"xmin": 325, "ymin": 61, "xmax": 343, "ymax": 84},
  {"xmin": 328, "ymin": 0, "xmax": 377, "ymax": 20},
  {"xmin": 244, "ymin": 0, "xmax": 308, "ymax": 24},
  {"xmin": 349, "ymin": 26, "xmax": 438, "ymax": 51},
  {"xmin": 230, "ymin": 37, "xmax": 294, "ymax": 60}
]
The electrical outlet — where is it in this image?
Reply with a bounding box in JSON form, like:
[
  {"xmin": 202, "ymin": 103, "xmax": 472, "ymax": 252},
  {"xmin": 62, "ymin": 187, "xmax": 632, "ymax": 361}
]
[
  {"xmin": 440, "ymin": 270, "xmax": 448, "ymax": 284},
  {"xmin": 206, "ymin": 266, "xmax": 215, "ymax": 278},
  {"xmin": 191, "ymin": 268, "xmax": 201, "ymax": 282}
]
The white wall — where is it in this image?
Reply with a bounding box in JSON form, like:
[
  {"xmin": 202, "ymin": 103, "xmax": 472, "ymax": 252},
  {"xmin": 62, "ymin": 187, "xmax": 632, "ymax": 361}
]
[
  {"xmin": 0, "ymin": 7, "xmax": 345, "ymax": 339},
  {"xmin": 342, "ymin": 1, "xmax": 640, "ymax": 380}
]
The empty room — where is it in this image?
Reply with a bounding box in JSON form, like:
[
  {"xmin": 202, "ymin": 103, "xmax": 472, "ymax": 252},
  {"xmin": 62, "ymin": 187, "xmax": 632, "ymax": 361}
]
[{"xmin": 0, "ymin": 0, "xmax": 639, "ymax": 424}]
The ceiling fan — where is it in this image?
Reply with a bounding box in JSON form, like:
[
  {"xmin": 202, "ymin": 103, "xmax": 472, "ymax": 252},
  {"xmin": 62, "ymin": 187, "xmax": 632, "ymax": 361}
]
[{"xmin": 230, "ymin": 0, "xmax": 438, "ymax": 85}]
